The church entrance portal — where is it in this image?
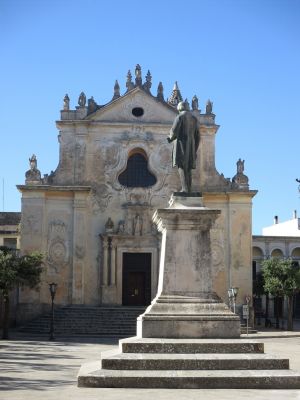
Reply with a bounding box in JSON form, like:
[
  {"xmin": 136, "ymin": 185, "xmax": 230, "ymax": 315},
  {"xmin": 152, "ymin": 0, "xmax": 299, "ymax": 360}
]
[{"xmin": 122, "ymin": 253, "xmax": 151, "ymax": 306}]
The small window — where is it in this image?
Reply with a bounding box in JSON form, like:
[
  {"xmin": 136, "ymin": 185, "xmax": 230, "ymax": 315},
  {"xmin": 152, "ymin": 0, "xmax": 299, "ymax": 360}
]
[
  {"xmin": 132, "ymin": 107, "xmax": 144, "ymax": 117},
  {"xmin": 118, "ymin": 150, "xmax": 156, "ymax": 188},
  {"xmin": 3, "ymin": 238, "xmax": 17, "ymax": 250}
]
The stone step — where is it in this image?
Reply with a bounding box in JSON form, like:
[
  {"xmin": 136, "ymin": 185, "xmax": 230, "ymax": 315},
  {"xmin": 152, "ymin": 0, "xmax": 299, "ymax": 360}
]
[
  {"xmin": 102, "ymin": 351, "xmax": 288, "ymax": 370},
  {"xmin": 120, "ymin": 338, "xmax": 264, "ymax": 354},
  {"xmin": 19, "ymin": 306, "xmax": 145, "ymax": 336},
  {"xmin": 77, "ymin": 365, "xmax": 300, "ymax": 389}
]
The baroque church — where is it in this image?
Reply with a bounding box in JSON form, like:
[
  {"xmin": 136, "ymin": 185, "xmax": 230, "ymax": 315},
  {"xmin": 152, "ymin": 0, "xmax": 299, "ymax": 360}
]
[{"xmin": 17, "ymin": 65, "xmax": 256, "ymax": 324}]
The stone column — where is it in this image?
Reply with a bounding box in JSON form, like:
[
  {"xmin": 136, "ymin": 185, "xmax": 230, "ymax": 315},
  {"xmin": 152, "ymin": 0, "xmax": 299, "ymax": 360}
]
[
  {"xmin": 137, "ymin": 194, "xmax": 241, "ymax": 339},
  {"xmin": 102, "ymin": 238, "xmax": 108, "ymax": 286},
  {"xmin": 110, "ymin": 239, "xmax": 116, "ymax": 286},
  {"xmin": 72, "ymin": 194, "xmax": 87, "ymax": 304}
]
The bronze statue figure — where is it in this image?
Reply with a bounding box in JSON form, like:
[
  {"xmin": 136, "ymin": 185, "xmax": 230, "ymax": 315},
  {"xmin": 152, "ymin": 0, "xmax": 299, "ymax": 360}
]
[{"xmin": 168, "ymin": 101, "xmax": 200, "ymax": 193}]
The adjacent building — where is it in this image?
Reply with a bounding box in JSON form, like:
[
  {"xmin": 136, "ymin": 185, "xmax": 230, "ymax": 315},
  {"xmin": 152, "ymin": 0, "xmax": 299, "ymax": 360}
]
[{"xmin": 252, "ymin": 212, "xmax": 300, "ymax": 320}]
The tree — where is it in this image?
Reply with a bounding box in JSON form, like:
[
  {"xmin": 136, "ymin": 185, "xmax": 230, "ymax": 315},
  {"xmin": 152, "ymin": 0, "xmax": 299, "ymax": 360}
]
[
  {"xmin": 261, "ymin": 258, "xmax": 300, "ymax": 331},
  {"xmin": 253, "ymin": 272, "xmax": 266, "ymax": 325},
  {"xmin": 0, "ymin": 247, "xmax": 43, "ymax": 339}
]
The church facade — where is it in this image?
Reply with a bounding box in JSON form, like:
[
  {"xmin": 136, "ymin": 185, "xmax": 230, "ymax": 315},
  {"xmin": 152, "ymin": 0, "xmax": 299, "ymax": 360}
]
[{"xmin": 17, "ymin": 65, "xmax": 256, "ymax": 323}]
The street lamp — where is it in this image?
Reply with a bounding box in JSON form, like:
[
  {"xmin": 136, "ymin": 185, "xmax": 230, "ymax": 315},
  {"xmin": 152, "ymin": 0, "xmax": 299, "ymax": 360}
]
[
  {"xmin": 228, "ymin": 287, "xmax": 239, "ymax": 314},
  {"xmin": 49, "ymin": 282, "xmax": 57, "ymax": 340}
]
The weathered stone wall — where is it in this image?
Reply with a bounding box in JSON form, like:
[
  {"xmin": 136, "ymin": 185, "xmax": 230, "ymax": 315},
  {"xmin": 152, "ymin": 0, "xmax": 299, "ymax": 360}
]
[{"xmin": 17, "ymin": 83, "xmax": 256, "ymax": 323}]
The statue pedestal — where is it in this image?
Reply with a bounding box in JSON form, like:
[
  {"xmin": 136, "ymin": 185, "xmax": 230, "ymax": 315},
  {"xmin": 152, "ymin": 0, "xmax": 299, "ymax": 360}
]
[{"xmin": 137, "ymin": 195, "xmax": 240, "ymax": 338}]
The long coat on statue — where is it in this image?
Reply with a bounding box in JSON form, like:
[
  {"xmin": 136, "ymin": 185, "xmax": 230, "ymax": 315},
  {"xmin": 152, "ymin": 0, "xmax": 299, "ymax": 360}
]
[{"xmin": 169, "ymin": 111, "xmax": 200, "ymax": 170}]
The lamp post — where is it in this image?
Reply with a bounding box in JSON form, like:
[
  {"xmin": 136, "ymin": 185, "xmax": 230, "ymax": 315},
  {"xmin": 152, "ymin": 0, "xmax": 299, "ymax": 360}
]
[
  {"xmin": 228, "ymin": 287, "xmax": 239, "ymax": 314},
  {"xmin": 49, "ymin": 282, "xmax": 57, "ymax": 341}
]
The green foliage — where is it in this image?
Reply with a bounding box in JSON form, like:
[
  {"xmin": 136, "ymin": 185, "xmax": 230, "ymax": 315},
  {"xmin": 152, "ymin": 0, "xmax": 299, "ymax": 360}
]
[
  {"xmin": 0, "ymin": 248, "xmax": 43, "ymax": 296},
  {"xmin": 261, "ymin": 258, "xmax": 300, "ymax": 297}
]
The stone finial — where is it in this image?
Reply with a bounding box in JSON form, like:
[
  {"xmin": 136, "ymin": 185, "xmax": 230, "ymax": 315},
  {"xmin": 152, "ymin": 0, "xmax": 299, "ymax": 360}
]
[
  {"xmin": 143, "ymin": 70, "xmax": 152, "ymax": 91},
  {"xmin": 168, "ymin": 81, "xmax": 183, "ymax": 107},
  {"xmin": 157, "ymin": 82, "xmax": 164, "ymax": 101},
  {"xmin": 63, "ymin": 94, "xmax": 70, "ymax": 111},
  {"xmin": 112, "ymin": 80, "xmax": 120, "ymax": 100},
  {"xmin": 232, "ymin": 158, "xmax": 249, "ymax": 190},
  {"xmin": 25, "ymin": 154, "xmax": 41, "ymax": 184},
  {"xmin": 126, "ymin": 70, "xmax": 134, "ymax": 92},
  {"xmin": 78, "ymin": 92, "xmax": 86, "ymax": 107},
  {"xmin": 135, "ymin": 64, "xmax": 142, "ymax": 86},
  {"xmin": 87, "ymin": 96, "xmax": 98, "ymax": 114},
  {"xmin": 206, "ymin": 99, "xmax": 213, "ymax": 114},
  {"xmin": 192, "ymin": 95, "xmax": 199, "ymax": 111},
  {"xmin": 105, "ymin": 217, "xmax": 114, "ymax": 233}
]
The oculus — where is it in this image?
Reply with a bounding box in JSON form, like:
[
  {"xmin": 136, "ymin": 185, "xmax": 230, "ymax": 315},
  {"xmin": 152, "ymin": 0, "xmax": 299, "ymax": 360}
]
[{"xmin": 132, "ymin": 107, "xmax": 144, "ymax": 117}]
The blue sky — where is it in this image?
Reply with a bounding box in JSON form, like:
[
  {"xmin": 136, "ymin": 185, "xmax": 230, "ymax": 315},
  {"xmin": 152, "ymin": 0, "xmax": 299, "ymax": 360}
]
[{"xmin": 0, "ymin": 0, "xmax": 299, "ymax": 234}]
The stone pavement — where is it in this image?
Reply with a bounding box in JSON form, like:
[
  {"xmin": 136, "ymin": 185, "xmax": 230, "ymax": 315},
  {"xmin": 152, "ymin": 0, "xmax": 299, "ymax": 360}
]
[{"xmin": 1, "ymin": 329, "xmax": 300, "ymax": 399}]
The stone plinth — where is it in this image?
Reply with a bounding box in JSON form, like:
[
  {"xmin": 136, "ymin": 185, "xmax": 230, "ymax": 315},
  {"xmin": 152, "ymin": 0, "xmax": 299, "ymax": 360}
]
[
  {"xmin": 137, "ymin": 195, "xmax": 240, "ymax": 338},
  {"xmin": 78, "ymin": 337, "xmax": 300, "ymax": 389}
]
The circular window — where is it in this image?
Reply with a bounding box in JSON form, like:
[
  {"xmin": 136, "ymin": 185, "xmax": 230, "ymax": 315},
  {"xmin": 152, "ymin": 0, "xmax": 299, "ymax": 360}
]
[{"xmin": 132, "ymin": 107, "xmax": 144, "ymax": 117}]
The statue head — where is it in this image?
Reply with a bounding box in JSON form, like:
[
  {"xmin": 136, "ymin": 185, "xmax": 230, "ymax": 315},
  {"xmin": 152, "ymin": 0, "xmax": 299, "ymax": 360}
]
[{"xmin": 177, "ymin": 101, "xmax": 188, "ymax": 112}]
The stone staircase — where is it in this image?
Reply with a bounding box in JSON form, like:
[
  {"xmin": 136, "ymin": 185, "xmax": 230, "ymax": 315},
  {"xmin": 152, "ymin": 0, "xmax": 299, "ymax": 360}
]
[
  {"xmin": 78, "ymin": 337, "xmax": 300, "ymax": 389},
  {"xmin": 18, "ymin": 306, "xmax": 145, "ymax": 337}
]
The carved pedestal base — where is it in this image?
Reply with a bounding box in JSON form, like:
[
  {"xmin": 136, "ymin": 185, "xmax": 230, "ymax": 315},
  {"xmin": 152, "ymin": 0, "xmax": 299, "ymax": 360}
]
[{"xmin": 137, "ymin": 195, "xmax": 240, "ymax": 339}]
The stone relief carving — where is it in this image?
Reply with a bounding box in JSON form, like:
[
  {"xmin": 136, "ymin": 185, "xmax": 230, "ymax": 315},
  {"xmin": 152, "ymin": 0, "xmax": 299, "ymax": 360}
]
[
  {"xmin": 75, "ymin": 244, "xmax": 85, "ymax": 259},
  {"xmin": 89, "ymin": 183, "xmax": 113, "ymax": 214},
  {"xmin": 114, "ymin": 206, "xmax": 154, "ymax": 237},
  {"xmin": 123, "ymin": 187, "xmax": 152, "ymax": 205},
  {"xmin": 47, "ymin": 220, "xmax": 69, "ymax": 266}
]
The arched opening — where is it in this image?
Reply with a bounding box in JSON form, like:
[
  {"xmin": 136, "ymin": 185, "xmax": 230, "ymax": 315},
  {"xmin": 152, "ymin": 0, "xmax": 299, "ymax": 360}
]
[
  {"xmin": 253, "ymin": 246, "xmax": 264, "ymax": 259},
  {"xmin": 291, "ymin": 247, "xmax": 300, "ymax": 259},
  {"xmin": 271, "ymin": 248, "xmax": 284, "ymax": 258},
  {"xmin": 118, "ymin": 148, "xmax": 157, "ymax": 188}
]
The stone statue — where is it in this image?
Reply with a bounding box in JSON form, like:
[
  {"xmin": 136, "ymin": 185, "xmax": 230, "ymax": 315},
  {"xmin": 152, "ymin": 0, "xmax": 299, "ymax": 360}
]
[
  {"xmin": 206, "ymin": 99, "xmax": 213, "ymax": 114},
  {"xmin": 157, "ymin": 82, "xmax": 164, "ymax": 101},
  {"xmin": 105, "ymin": 217, "xmax": 114, "ymax": 233},
  {"xmin": 117, "ymin": 220, "xmax": 125, "ymax": 234},
  {"xmin": 63, "ymin": 94, "xmax": 70, "ymax": 111},
  {"xmin": 29, "ymin": 154, "xmax": 37, "ymax": 170},
  {"xmin": 78, "ymin": 92, "xmax": 86, "ymax": 107},
  {"xmin": 25, "ymin": 154, "xmax": 41, "ymax": 183},
  {"xmin": 168, "ymin": 101, "xmax": 200, "ymax": 193},
  {"xmin": 191, "ymin": 95, "xmax": 198, "ymax": 111},
  {"xmin": 133, "ymin": 214, "xmax": 143, "ymax": 236},
  {"xmin": 135, "ymin": 64, "xmax": 142, "ymax": 86},
  {"xmin": 232, "ymin": 158, "xmax": 249, "ymax": 189},
  {"xmin": 237, "ymin": 158, "xmax": 244, "ymax": 174},
  {"xmin": 87, "ymin": 96, "xmax": 97, "ymax": 114}
]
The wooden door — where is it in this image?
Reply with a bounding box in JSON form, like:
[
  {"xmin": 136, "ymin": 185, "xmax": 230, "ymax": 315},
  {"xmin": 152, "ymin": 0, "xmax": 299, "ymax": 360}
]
[{"xmin": 122, "ymin": 253, "xmax": 151, "ymax": 306}]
